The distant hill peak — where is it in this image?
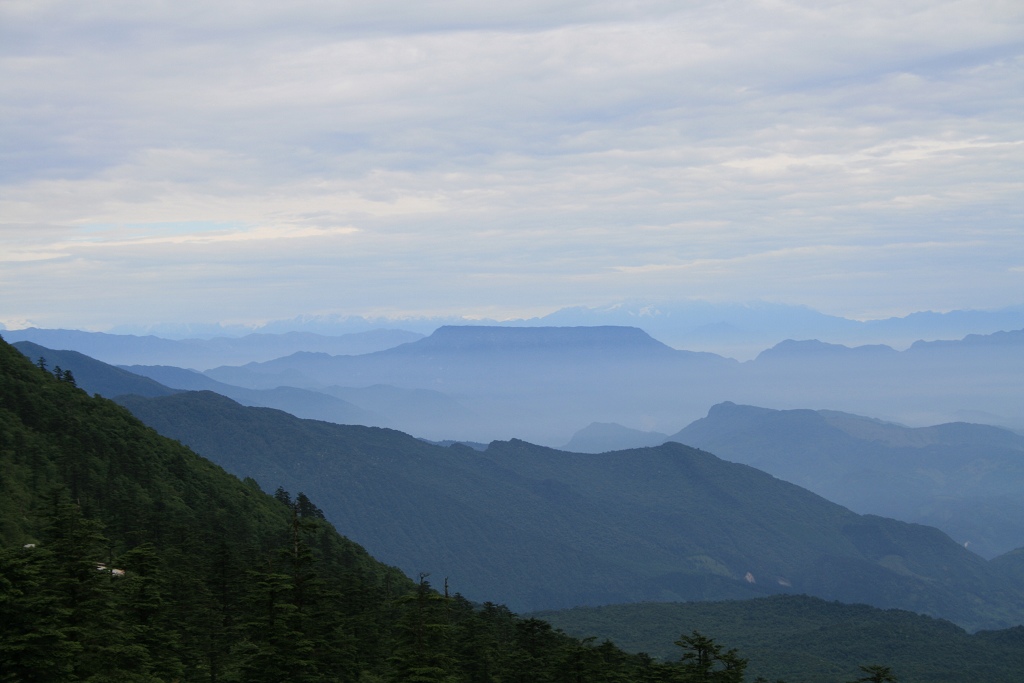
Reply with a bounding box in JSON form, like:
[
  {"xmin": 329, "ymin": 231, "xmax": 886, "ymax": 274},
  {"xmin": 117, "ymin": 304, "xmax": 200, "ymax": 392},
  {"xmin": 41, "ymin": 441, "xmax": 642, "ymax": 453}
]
[
  {"xmin": 562, "ymin": 421, "xmax": 670, "ymax": 453},
  {"xmin": 755, "ymin": 338, "xmax": 898, "ymax": 361}
]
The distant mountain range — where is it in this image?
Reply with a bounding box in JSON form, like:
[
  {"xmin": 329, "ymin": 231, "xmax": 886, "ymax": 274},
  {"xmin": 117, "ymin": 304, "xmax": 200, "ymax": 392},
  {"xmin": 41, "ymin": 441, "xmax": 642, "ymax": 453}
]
[
  {"xmin": 9, "ymin": 301, "xmax": 1024, "ymax": 361},
  {"xmin": 200, "ymin": 325, "xmax": 735, "ymax": 443},
  {"xmin": 534, "ymin": 301, "xmax": 1024, "ymax": 359},
  {"xmin": 13, "ymin": 320, "xmax": 1024, "ymax": 443},
  {"xmin": 25, "ymin": 332, "xmax": 1024, "ymax": 558},
  {"xmin": 188, "ymin": 324, "xmax": 1024, "ymax": 443},
  {"xmin": 12, "ymin": 336, "xmax": 1024, "ymax": 632},
  {"xmin": 1, "ymin": 327, "xmax": 422, "ymax": 369}
]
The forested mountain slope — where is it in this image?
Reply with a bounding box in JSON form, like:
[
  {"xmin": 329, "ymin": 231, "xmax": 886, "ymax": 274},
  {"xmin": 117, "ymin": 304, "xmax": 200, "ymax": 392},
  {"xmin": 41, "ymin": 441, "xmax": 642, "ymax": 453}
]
[
  {"xmin": 118, "ymin": 389, "xmax": 1024, "ymax": 630},
  {"xmin": 0, "ymin": 336, "xmax": 688, "ymax": 682}
]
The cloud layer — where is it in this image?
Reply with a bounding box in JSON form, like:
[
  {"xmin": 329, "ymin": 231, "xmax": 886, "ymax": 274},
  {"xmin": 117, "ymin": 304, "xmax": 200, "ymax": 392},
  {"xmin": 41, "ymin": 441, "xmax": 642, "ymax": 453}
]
[{"xmin": 2, "ymin": 0, "xmax": 1022, "ymax": 329}]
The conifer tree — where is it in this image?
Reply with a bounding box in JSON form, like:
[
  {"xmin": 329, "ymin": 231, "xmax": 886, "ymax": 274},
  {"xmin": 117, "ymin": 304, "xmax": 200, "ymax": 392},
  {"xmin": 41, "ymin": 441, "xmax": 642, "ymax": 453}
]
[
  {"xmin": 674, "ymin": 630, "xmax": 747, "ymax": 683},
  {"xmin": 390, "ymin": 574, "xmax": 459, "ymax": 683},
  {"xmin": 0, "ymin": 543, "xmax": 77, "ymax": 682}
]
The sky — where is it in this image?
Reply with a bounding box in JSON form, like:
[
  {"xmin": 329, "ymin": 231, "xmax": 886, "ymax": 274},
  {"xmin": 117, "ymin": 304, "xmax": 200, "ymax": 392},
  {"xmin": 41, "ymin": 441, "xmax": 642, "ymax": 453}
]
[{"xmin": 1, "ymin": 0, "xmax": 1022, "ymax": 332}]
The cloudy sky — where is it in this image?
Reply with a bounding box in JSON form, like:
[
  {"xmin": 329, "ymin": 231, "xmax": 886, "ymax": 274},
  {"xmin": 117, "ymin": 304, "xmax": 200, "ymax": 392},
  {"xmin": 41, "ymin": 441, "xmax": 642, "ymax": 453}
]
[{"xmin": 1, "ymin": 0, "xmax": 1022, "ymax": 331}]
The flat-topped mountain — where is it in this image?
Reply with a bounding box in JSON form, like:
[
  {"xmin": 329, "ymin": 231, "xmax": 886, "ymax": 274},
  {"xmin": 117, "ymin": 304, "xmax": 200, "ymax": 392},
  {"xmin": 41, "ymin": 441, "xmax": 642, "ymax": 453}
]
[{"xmin": 396, "ymin": 324, "xmax": 686, "ymax": 355}]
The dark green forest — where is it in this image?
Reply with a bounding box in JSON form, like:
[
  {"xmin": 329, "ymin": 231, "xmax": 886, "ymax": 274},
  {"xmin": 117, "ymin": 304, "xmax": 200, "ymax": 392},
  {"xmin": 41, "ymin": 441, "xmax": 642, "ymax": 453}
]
[
  {"xmin": 535, "ymin": 596, "xmax": 1024, "ymax": 683},
  {"xmin": 0, "ymin": 335, "xmax": 761, "ymax": 681}
]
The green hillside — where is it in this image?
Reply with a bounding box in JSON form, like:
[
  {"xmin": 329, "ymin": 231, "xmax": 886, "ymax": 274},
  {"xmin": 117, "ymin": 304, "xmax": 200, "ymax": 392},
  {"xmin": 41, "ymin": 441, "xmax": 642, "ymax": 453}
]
[
  {"xmin": 534, "ymin": 596, "xmax": 1024, "ymax": 683},
  {"xmin": 0, "ymin": 336, "xmax": 693, "ymax": 682}
]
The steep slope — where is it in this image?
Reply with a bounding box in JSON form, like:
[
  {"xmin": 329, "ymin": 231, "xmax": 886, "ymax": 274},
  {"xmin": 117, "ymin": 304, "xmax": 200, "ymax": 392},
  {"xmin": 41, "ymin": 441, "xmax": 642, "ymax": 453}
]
[
  {"xmin": 119, "ymin": 390, "xmax": 1024, "ymax": 629},
  {"xmin": 672, "ymin": 402, "xmax": 1024, "ymax": 557},
  {"xmin": 0, "ymin": 335, "xmax": 416, "ymax": 681}
]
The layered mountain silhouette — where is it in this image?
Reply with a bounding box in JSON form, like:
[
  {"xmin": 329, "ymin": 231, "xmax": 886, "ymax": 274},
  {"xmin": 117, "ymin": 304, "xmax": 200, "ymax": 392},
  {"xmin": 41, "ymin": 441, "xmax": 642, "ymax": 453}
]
[
  {"xmin": 14, "ymin": 338, "xmax": 1024, "ymax": 629},
  {"xmin": 202, "ymin": 325, "xmax": 738, "ymax": 443},
  {"xmin": 32, "ymin": 300, "xmax": 1022, "ymax": 361},
  {"xmin": 12, "ymin": 342, "xmax": 384, "ymax": 427},
  {"xmin": 116, "ymin": 389, "xmax": 1024, "ymax": 630},
  {"xmin": 14, "ymin": 324, "xmax": 1024, "ymax": 443},
  {"xmin": 21, "ymin": 330, "xmax": 1024, "ymax": 557},
  {"xmin": 193, "ymin": 325, "xmax": 1024, "ymax": 443}
]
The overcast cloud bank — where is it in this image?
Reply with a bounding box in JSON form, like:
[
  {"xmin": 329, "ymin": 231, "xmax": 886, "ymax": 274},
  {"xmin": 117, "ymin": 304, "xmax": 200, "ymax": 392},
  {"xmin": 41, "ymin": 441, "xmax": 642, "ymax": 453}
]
[{"xmin": 2, "ymin": 0, "xmax": 1022, "ymax": 329}]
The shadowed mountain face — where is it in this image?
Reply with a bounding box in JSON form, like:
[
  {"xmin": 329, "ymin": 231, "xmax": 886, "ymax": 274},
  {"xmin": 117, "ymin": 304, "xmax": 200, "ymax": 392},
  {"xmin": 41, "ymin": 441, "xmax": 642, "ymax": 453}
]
[
  {"xmin": 671, "ymin": 402, "xmax": 1024, "ymax": 558},
  {"xmin": 116, "ymin": 389, "xmax": 1024, "ymax": 630}
]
